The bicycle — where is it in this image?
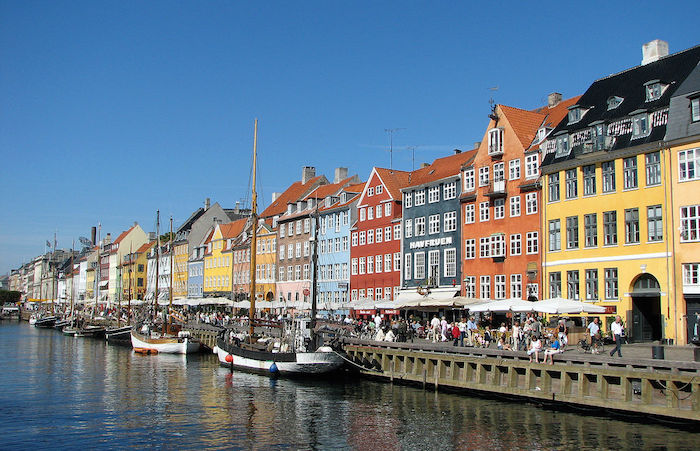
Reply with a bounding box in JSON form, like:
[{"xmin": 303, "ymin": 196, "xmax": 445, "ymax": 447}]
[{"xmin": 577, "ymin": 336, "xmax": 605, "ymax": 354}]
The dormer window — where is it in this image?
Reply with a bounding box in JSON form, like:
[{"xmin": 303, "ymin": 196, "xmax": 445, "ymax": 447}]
[
  {"xmin": 535, "ymin": 127, "xmax": 550, "ymax": 144},
  {"xmin": 488, "ymin": 128, "xmax": 504, "ymax": 156},
  {"xmin": 325, "ymin": 197, "xmax": 332, "ymax": 207},
  {"xmin": 691, "ymin": 96, "xmax": 700, "ymax": 122},
  {"xmin": 287, "ymin": 204, "xmax": 293, "ymax": 215},
  {"xmin": 567, "ymin": 105, "xmax": 589, "ymax": 124},
  {"xmin": 555, "ymin": 134, "xmax": 570, "ymax": 157},
  {"xmin": 340, "ymin": 192, "xmax": 347, "ymax": 203},
  {"xmin": 632, "ymin": 113, "xmax": 650, "ymax": 138},
  {"xmin": 296, "ymin": 201, "xmax": 303, "ymax": 212},
  {"xmin": 607, "ymin": 96, "xmax": 624, "ymax": 110},
  {"xmin": 644, "ymin": 80, "xmax": 668, "ymax": 102}
]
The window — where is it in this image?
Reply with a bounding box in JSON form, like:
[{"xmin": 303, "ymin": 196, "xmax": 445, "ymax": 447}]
[
  {"xmin": 394, "ymin": 253, "xmax": 401, "ymax": 271},
  {"xmin": 404, "ymin": 253, "xmax": 412, "ymax": 280},
  {"xmin": 602, "ymin": 161, "xmax": 616, "ymax": 193},
  {"xmin": 384, "ymin": 203, "xmax": 391, "ymax": 216},
  {"xmin": 358, "ymin": 289, "xmax": 365, "ymax": 299},
  {"xmin": 394, "ymin": 224, "xmax": 401, "ymax": 240},
  {"xmin": 565, "ymin": 169, "xmax": 577, "ymax": 199},
  {"xmin": 384, "ymin": 254, "xmax": 391, "ymax": 273},
  {"xmin": 342, "ymin": 236, "xmax": 348, "ymax": 251},
  {"xmin": 443, "ymin": 182, "xmax": 456, "ymax": 200},
  {"xmin": 359, "ymin": 208, "xmax": 366, "ymax": 221},
  {"xmin": 359, "ymin": 257, "xmax": 365, "ymax": 274},
  {"xmin": 464, "ymin": 204, "xmax": 475, "ymax": 224},
  {"xmin": 444, "ymin": 248, "xmax": 456, "ymax": 278},
  {"xmin": 367, "ymin": 187, "xmax": 374, "ymax": 196},
  {"xmin": 525, "ymin": 154, "xmax": 538, "ymax": 179},
  {"xmin": 287, "ymin": 266, "xmax": 293, "ymax": 281},
  {"xmin": 428, "ymin": 186, "xmax": 440, "ymax": 203},
  {"xmin": 681, "ymin": 205, "xmax": 700, "ymax": 242},
  {"xmin": 692, "ymin": 97, "xmax": 700, "ymax": 122},
  {"xmin": 351, "ymin": 290, "xmax": 358, "ymax": 301},
  {"xmin": 428, "ymin": 214, "xmax": 440, "ymax": 234},
  {"xmin": 367, "ymin": 256, "xmax": 373, "ymax": 273},
  {"xmin": 645, "ymin": 82, "xmax": 665, "ymax": 102},
  {"xmin": 465, "ymin": 239, "xmax": 476, "ymax": 259},
  {"xmin": 414, "ymin": 189, "xmax": 425, "ymax": 205},
  {"xmin": 494, "ymin": 199, "xmax": 505, "ymax": 219},
  {"xmin": 303, "ymin": 241, "xmax": 310, "ymax": 256},
  {"xmin": 566, "ymin": 216, "xmax": 579, "ymax": 249},
  {"xmin": 463, "ymin": 168, "xmax": 475, "ymax": 192},
  {"xmin": 480, "ymin": 276, "xmax": 491, "ymax": 299},
  {"xmin": 625, "ymin": 208, "xmax": 640, "ymax": 244},
  {"xmin": 303, "ymin": 264, "xmax": 309, "ymax": 280},
  {"xmin": 509, "ymin": 159, "xmax": 521, "ymax": 180},
  {"xmin": 480, "ymin": 237, "xmax": 490, "ymax": 258},
  {"xmin": 509, "ymin": 196, "xmax": 521, "ymax": 217},
  {"xmin": 567, "ymin": 270, "xmax": 580, "ymax": 300},
  {"xmin": 583, "ymin": 165, "xmax": 596, "ymax": 196},
  {"xmin": 295, "ymin": 265, "xmax": 301, "ymax": 280},
  {"xmin": 351, "ymin": 258, "xmax": 357, "ymax": 275},
  {"xmin": 428, "ymin": 250, "xmax": 439, "ymax": 284},
  {"xmin": 527, "ymin": 283, "xmax": 538, "ymax": 299},
  {"xmin": 548, "ymin": 173, "xmax": 560, "ymax": 202},
  {"xmin": 623, "ymin": 156, "xmax": 638, "ymax": 189},
  {"xmin": 376, "ymin": 205, "xmax": 382, "ymax": 219},
  {"xmin": 280, "ymin": 246, "xmax": 285, "ymax": 260},
  {"xmin": 376, "ymin": 185, "xmax": 383, "ymax": 194},
  {"xmin": 381, "ymin": 227, "xmax": 388, "ymax": 242},
  {"xmin": 295, "ymin": 242, "xmax": 301, "ymax": 258},
  {"xmin": 526, "ymin": 193, "xmax": 537, "ymax": 214},
  {"xmin": 465, "ymin": 276, "xmax": 476, "ymax": 298},
  {"xmin": 359, "ymin": 231, "xmax": 366, "ymax": 245},
  {"xmin": 549, "ymin": 272, "xmax": 561, "ymax": 298},
  {"xmin": 647, "ymin": 205, "xmax": 663, "ymax": 242},
  {"xmin": 279, "ymin": 224, "xmax": 285, "ymax": 238},
  {"xmin": 549, "ymin": 219, "xmax": 561, "ymax": 251},
  {"xmin": 568, "ymin": 107, "xmax": 582, "ymax": 124},
  {"xmin": 404, "ymin": 192, "xmax": 413, "ymax": 208},
  {"xmin": 491, "ymin": 234, "xmax": 505, "ymax": 258},
  {"xmin": 585, "ymin": 269, "xmax": 598, "ymax": 300},
  {"xmin": 488, "ymin": 128, "xmax": 503, "ymax": 155},
  {"xmin": 414, "ymin": 217, "xmax": 426, "ymax": 236},
  {"xmin": 494, "ymin": 162, "xmax": 505, "ymax": 183},
  {"xmin": 604, "ymin": 268, "xmax": 618, "ymax": 299},
  {"xmin": 584, "ymin": 213, "xmax": 598, "ymax": 247},
  {"xmin": 526, "ymin": 232, "xmax": 538, "ymax": 254},
  {"xmin": 414, "ymin": 252, "xmax": 425, "ymax": 280},
  {"xmin": 556, "ymin": 135, "xmax": 570, "ymax": 157},
  {"xmin": 375, "ymin": 254, "xmax": 382, "ymax": 273},
  {"xmin": 645, "ymin": 151, "xmax": 661, "ymax": 186},
  {"xmin": 304, "ymin": 219, "xmax": 310, "ymax": 233},
  {"xmin": 404, "ymin": 220, "xmax": 413, "ymax": 238},
  {"xmin": 479, "ymin": 167, "xmax": 490, "ymax": 187},
  {"xmin": 367, "ymin": 229, "xmax": 374, "ymax": 244},
  {"xmin": 604, "ymin": 211, "xmax": 618, "ymax": 245},
  {"xmin": 444, "ymin": 211, "xmax": 457, "ymax": 232},
  {"xmin": 683, "ymin": 263, "xmax": 700, "ymax": 288},
  {"xmin": 351, "ymin": 232, "xmax": 358, "ymax": 247},
  {"xmin": 632, "ymin": 114, "xmax": 649, "ymax": 138},
  {"xmin": 367, "ymin": 207, "xmax": 373, "ymax": 220},
  {"xmin": 679, "ymin": 148, "xmax": 700, "ymax": 181},
  {"xmin": 511, "ymin": 274, "xmax": 522, "ymax": 299},
  {"xmin": 510, "ymin": 234, "xmax": 521, "ymax": 256},
  {"xmin": 607, "ymin": 96, "xmax": 624, "ymax": 110},
  {"xmin": 494, "ymin": 275, "xmax": 506, "ymax": 299},
  {"xmin": 479, "ymin": 202, "xmax": 490, "ymax": 222}
]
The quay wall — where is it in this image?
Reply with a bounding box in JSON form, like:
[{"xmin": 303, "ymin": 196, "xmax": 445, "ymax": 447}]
[{"xmin": 341, "ymin": 338, "xmax": 700, "ymax": 423}]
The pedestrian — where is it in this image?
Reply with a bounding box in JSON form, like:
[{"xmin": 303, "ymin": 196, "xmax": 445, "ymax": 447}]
[
  {"xmin": 543, "ymin": 337, "xmax": 562, "ymax": 364},
  {"xmin": 440, "ymin": 317, "xmax": 448, "ymax": 342},
  {"xmin": 466, "ymin": 316, "xmax": 477, "ymax": 346},
  {"xmin": 451, "ymin": 322, "xmax": 461, "ymax": 346},
  {"xmin": 587, "ymin": 317, "xmax": 601, "ymax": 353},
  {"xmin": 528, "ymin": 334, "xmax": 542, "ymax": 363},
  {"xmin": 512, "ymin": 321, "xmax": 521, "ymax": 351},
  {"xmin": 557, "ymin": 319, "xmax": 568, "ymax": 349},
  {"xmin": 609, "ymin": 315, "xmax": 624, "ymax": 357},
  {"xmin": 458, "ymin": 317, "xmax": 467, "ymax": 347}
]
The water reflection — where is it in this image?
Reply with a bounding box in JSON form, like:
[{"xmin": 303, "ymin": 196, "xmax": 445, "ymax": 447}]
[{"xmin": 0, "ymin": 322, "xmax": 697, "ymax": 450}]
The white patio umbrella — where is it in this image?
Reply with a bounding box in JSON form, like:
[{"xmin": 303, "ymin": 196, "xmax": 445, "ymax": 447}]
[
  {"xmin": 467, "ymin": 298, "xmax": 534, "ymax": 313},
  {"xmin": 519, "ymin": 297, "xmax": 606, "ymax": 314}
]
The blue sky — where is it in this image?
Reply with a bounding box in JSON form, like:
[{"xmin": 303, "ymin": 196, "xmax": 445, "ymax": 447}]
[{"xmin": 1, "ymin": 1, "xmax": 698, "ymax": 274}]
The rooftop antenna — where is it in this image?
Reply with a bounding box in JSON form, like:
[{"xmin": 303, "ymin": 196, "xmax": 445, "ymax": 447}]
[
  {"xmin": 384, "ymin": 128, "xmax": 405, "ymax": 170},
  {"xmin": 488, "ymin": 86, "xmax": 499, "ymax": 122},
  {"xmin": 407, "ymin": 145, "xmax": 417, "ymax": 183}
]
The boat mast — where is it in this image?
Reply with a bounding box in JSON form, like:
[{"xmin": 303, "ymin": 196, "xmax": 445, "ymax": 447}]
[
  {"xmin": 51, "ymin": 232, "xmax": 57, "ymax": 314},
  {"xmin": 70, "ymin": 240, "xmax": 74, "ymax": 324},
  {"xmin": 310, "ymin": 201, "xmax": 319, "ymax": 348},
  {"xmin": 248, "ymin": 118, "xmax": 259, "ymax": 339},
  {"xmin": 166, "ymin": 216, "xmax": 173, "ymax": 335},
  {"xmin": 128, "ymin": 242, "xmax": 132, "ymax": 325},
  {"xmin": 93, "ymin": 224, "xmax": 101, "ymax": 321},
  {"xmin": 154, "ymin": 211, "xmax": 160, "ymax": 325}
]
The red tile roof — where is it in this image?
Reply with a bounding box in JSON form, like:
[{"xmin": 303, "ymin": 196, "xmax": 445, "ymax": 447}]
[
  {"xmin": 374, "ymin": 167, "xmax": 412, "ymax": 199},
  {"xmin": 259, "ymin": 175, "xmax": 325, "ymax": 219},
  {"xmin": 406, "ymin": 150, "xmax": 478, "ymax": 187},
  {"xmin": 303, "ymin": 176, "xmax": 355, "ymax": 201},
  {"xmin": 499, "ymin": 105, "xmax": 547, "ymax": 150},
  {"xmin": 136, "ymin": 241, "xmax": 155, "ymax": 254},
  {"xmin": 220, "ymin": 218, "xmax": 248, "ymax": 240},
  {"xmin": 530, "ymin": 95, "xmax": 582, "ymax": 128},
  {"xmin": 112, "ymin": 225, "xmax": 136, "ymax": 245}
]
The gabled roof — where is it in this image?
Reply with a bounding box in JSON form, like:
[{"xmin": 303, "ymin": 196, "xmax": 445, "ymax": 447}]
[
  {"xmin": 373, "ymin": 168, "xmax": 412, "ymax": 200},
  {"xmin": 220, "ymin": 218, "xmax": 247, "ymax": 240},
  {"xmin": 405, "ymin": 150, "xmax": 478, "ymax": 188},
  {"xmin": 344, "ymin": 182, "xmax": 366, "ymax": 193},
  {"xmin": 259, "ymin": 175, "xmax": 325, "ymax": 219},
  {"xmin": 498, "ymin": 105, "xmax": 547, "ymax": 149},
  {"xmin": 531, "ymin": 95, "xmax": 582, "ymax": 129},
  {"xmin": 136, "ymin": 241, "xmax": 155, "ymax": 254},
  {"xmin": 112, "ymin": 225, "xmax": 136, "ymax": 245},
  {"xmin": 303, "ymin": 176, "xmax": 356, "ymax": 201}
]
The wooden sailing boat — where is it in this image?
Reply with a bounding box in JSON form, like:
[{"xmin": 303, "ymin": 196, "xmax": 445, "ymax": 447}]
[
  {"xmin": 215, "ymin": 119, "xmax": 344, "ymax": 375},
  {"xmin": 130, "ymin": 211, "xmax": 201, "ymax": 354},
  {"xmin": 106, "ymin": 242, "xmax": 134, "ymax": 346}
]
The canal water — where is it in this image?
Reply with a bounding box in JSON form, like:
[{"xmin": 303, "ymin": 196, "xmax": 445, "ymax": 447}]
[{"xmin": 0, "ymin": 322, "xmax": 696, "ymax": 450}]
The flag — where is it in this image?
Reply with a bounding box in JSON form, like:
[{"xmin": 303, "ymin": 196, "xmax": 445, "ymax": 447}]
[{"xmin": 46, "ymin": 240, "xmax": 52, "ymax": 248}]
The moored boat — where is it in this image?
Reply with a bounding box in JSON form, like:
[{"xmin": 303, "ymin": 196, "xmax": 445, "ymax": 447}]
[
  {"xmin": 130, "ymin": 329, "xmax": 200, "ymax": 354},
  {"xmin": 34, "ymin": 316, "xmax": 58, "ymax": 328},
  {"xmin": 54, "ymin": 319, "xmax": 70, "ymax": 330},
  {"xmin": 105, "ymin": 325, "xmax": 132, "ymax": 347}
]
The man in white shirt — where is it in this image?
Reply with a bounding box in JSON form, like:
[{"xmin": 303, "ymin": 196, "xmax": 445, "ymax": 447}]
[
  {"xmin": 587, "ymin": 317, "xmax": 600, "ymax": 354},
  {"xmin": 609, "ymin": 316, "xmax": 624, "ymax": 357}
]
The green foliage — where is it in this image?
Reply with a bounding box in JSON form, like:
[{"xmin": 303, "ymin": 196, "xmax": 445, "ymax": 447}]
[{"xmin": 0, "ymin": 290, "xmax": 21, "ymax": 304}]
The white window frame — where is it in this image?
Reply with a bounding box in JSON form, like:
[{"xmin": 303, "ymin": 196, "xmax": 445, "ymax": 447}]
[
  {"xmin": 463, "ymin": 168, "xmax": 475, "ymax": 192},
  {"xmin": 510, "ymin": 195, "xmax": 521, "ymax": 217},
  {"xmin": 526, "ymin": 192, "xmax": 537, "ymax": 215},
  {"xmin": 443, "ymin": 181, "xmax": 457, "ymax": 200},
  {"xmin": 444, "ymin": 211, "xmax": 457, "ymax": 232},
  {"xmin": 510, "ymin": 233, "xmax": 521, "ymax": 256},
  {"xmin": 464, "ymin": 204, "xmax": 475, "ymax": 224},
  {"xmin": 525, "ymin": 154, "xmax": 539, "ymax": 179},
  {"xmin": 479, "ymin": 201, "xmax": 490, "ymax": 222},
  {"xmin": 428, "ymin": 186, "xmax": 440, "ymax": 203},
  {"xmin": 444, "ymin": 248, "xmax": 456, "ymax": 278},
  {"xmin": 464, "ymin": 239, "xmax": 475, "ymax": 259},
  {"xmin": 509, "ymin": 159, "xmax": 521, "ymax": 180}
]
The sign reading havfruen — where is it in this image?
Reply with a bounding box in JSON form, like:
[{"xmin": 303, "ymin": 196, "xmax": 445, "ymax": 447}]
[{"xmin": 409, "ymin": 236, "xmax": 452, "ymax": 250}]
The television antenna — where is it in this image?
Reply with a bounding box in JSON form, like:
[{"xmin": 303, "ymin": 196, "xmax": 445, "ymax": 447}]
[{"xmin": 384, "ymin": 128, "xmax": 405, "ymax": 169}]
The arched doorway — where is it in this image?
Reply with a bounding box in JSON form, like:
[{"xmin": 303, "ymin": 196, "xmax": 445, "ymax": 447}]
[
  {"xmin": 630, "ymin": 274, "xmax": 662, "ymax": 342},
  {"xmin": 265, "ymin": 291, "xmax": 274, "ymax": 302}
]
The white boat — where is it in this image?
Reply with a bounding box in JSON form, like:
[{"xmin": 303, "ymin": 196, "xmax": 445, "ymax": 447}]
[
  {"xmin": 215, "ymin": 120, "xmax": 344, "ymax": 376},
  {"xmin": 131, "ymin": 329, "xmax": 200, "ymax": 354}
]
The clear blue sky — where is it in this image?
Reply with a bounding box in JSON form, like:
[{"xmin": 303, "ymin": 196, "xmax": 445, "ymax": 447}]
[{"xmin": 1, "ymin": 1, "xmax": 698, "ymax": 274}]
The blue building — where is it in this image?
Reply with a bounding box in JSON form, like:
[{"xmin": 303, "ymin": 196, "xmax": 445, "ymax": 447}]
[
  {"xmin": 399, "ymin": 150, "xmax": 477, "ymax": 300},
  {"xmin": 315, "ymin": 185, "xmax": 362, "ymax": 317}
]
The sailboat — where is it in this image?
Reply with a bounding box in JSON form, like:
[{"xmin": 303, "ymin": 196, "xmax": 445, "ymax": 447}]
[
  {"xmin": 106, "ymin": 243, "xmax": 134, "ymax": 346},
  {"xmin": 215, "ymin": 119, "xmax": 344, "ymax": 376},
  {"xmin": 130, "ymin": 212, "xmax": 201, "ymax": 354}
]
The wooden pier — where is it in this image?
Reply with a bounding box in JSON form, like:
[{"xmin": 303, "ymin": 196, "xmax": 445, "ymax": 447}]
[{"xmin": 341, "ymin": 338, "xmax": 700, "ymax": 423}]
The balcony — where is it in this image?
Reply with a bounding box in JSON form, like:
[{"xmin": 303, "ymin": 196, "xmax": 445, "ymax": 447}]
[
  {"xmin": 487, "ymin": 145, "xmax": 503, "ymax": 158},
  {"xmin": 485, "ymin": 179, "xmax": 506, "ymax": 198}
]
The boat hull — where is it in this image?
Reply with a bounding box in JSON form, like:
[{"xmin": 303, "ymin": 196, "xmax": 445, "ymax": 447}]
[
  {"xmin": 106, "ymin": 326, "xmax": 133, "ymax": 347},
  {"xmin": 216, "ymin": 338, "xmax": 344, "ymax": 376},
  {"xmin": 130, "ymin": 331, "xmax": 200, "ymax": 354},
  {"xmin": 34, "ymin": 316, "xmax": 57, "ymax": 328}
]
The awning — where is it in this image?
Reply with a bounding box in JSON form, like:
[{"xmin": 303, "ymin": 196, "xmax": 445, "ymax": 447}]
[
  {"xmin": 515, "ymin": 297, "xmax": 606, "ymax": 314},
  {"xmin": 99, "ymin": 281, "xmax": 108, "ymax": 288},
  {"xmin": 468, "ymin": 298, "xmax": 533, "ymax": 313},
  {"xmin": 395, "ymin": 287, "xmax": 460, "ymax": 308}
]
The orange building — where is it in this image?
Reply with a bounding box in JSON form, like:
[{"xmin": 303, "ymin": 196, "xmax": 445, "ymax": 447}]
[{"xmin": 460, "ymin": 94, "xmax": 579, "ymax": 301}]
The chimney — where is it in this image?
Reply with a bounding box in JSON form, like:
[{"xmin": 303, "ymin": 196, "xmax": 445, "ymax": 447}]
[
  {"xmin": 454, "ymin": 149, "xmax": 461, "ymax": 154},
  {"xmin": 91, "ymin": 227, "xmax": 97, "ymax": 245},
  {"xmin": 474, "ymin": 141, "xmax": 481, "ymax": 150},
  {"xmin": 104, "ymin": 233, "xmax": 111, "ymax": 245},
  {"xmin": 421, "ymin": 163, "xmax": 430, "ymax": 168},
  {"xmin": 301, "ymin": 166, "xmax": 316, "ymax": 185},
  {"xmin": 235, "ymin": 201, "xmax": 240, "ymax": 213},
  {"xmin": 133, "ymin": 221, "xmax": 138, "ymax": 227},
  {"xmin": 271, "ymin": 192, "xmax": 282, "ymax": 202},
  {"xmin": 148, "ymin": 232, "xmax": 156, "ymax": 241},
  {"xmin": 334, "ymin": 167, "xmax": 348, "ymax": 183},
  {"xmin": 642, "ymin": 39, "xmax": 669, "ymax": 65},
  {"xmin": 548, "ymin": 93, "xmax": 562, "ymax": 108},
  {"xmin": 204, "ymin": 198, "xmax": 211, "ymax": 210}
]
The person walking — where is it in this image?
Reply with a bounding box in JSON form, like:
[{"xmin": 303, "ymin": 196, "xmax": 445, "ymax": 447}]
[
  {"xmin": 587, "ymin": 317, "xmax": 601, "ymax": 354},
  {"xmin": 609, "ymin": 316, "xmax": 624, "ymax": 357},
  {"xmin": 466, "ymin": 316, "xmax": 477, "ymax": 346}
]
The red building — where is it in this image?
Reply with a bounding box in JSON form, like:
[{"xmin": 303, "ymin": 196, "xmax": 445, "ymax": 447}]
[
  {"xmin": 350, "ymin": 167, "xmax": 411, "ymax": 310},
  {"xmin": 460, "ymin": 94, "xmax": 578, "ymax": 301}
]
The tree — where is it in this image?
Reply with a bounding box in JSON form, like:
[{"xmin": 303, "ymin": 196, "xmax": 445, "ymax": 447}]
[{"xmin": 0, "ymin": 290, "xmax": 21, "ymax": 304}]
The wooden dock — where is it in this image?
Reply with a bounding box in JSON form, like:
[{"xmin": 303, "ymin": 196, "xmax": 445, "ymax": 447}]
[{"xmin": 341, "ymin": 338, "xmax": 700, "ymax": 423}]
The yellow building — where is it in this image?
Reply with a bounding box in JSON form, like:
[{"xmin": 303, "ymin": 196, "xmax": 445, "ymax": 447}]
[
  {"xmin": 203, "ymin": 219, "xmax": 246, "ymax": 297},
  {"xmin": 172, "ymin": 241, "xmax": 189, "ymax": 298},
  {"xmin": 540, "ymin": 42, "xmax": 700, "ymax": 343},
  {"xmin": 254, "ymin": 222, "xmax": 277, "ymax": 302},
  {"xmin": 121, "ymin": 241, "xmax": 155, "ymax": 301}
]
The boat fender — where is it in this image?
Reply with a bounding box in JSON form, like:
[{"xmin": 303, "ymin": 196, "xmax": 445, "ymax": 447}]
[
  {"xmin": 317, "ymin": 346, "xmax": 333, "ymax": 353},
  {"xmin": 225, "ymin": 354, "xmax": 233, "ymax": 363},
  {"xmin": 269, "ymin": 363, "xmax": 279, "ymax": 374},
  {"xmin": 212, "ymin": 346, "xmax": 219, "ymax": 354}
]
